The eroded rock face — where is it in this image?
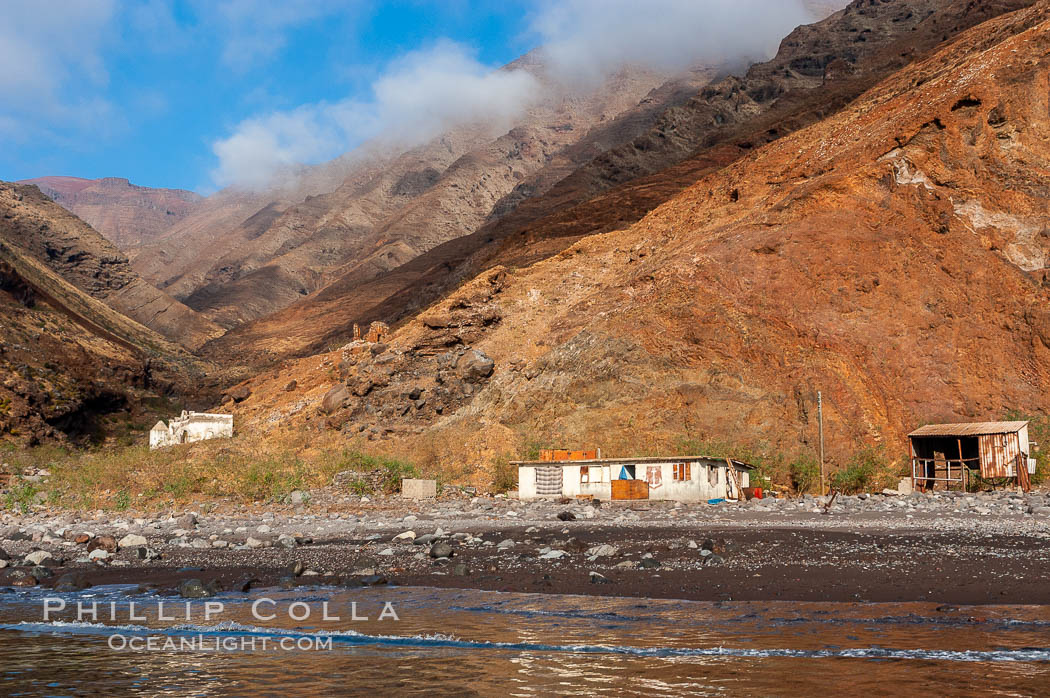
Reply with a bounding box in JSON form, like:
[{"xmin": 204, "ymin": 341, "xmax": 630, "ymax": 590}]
[
  {"xmin": 0, "ymin": 183, "xmax": 222, "ymax": 350},
  {"xmin": 202, "ymin": 0, "xmax": 1038, "ymax": 368},
  {"xmin": 319, "ymin": 340, "xmax": 497, "ymax": 438},
  {"xmin": 17, "ymin": 176, "xmax": 204, "ymax": 249}
]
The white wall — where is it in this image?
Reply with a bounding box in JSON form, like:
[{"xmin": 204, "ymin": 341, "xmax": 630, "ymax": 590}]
[
  {"xmin": 149, "ymin": 412, "xmax": 233, "ymax": 450},
  {"xmin": 517, "ymin": 461, "xmax": 750, "ymax": 501}
]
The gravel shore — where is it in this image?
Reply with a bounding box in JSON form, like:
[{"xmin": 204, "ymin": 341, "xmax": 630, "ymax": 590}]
[{"xmin": 3, "ymin": 489, "xmax": 1050, "ymax": 605}]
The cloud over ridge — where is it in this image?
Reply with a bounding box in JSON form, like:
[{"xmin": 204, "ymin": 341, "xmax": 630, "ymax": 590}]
[{"xmin": 212, "ymin": 0, "xmax": 815, "ymax": 190}]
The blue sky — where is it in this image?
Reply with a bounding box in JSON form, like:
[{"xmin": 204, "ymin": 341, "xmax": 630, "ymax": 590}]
[
  {"xmin": 1, "ymin": 1, "xmax": 536, "ymax": 192},
  {"xmin": 0, "ymin": 1, "xmax": 816, "ymax": 194}
]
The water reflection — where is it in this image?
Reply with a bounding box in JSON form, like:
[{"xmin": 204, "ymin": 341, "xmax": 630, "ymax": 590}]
[{"xmin": 0, "ymin": 586, "xmax": 1048, "ymax": 695}]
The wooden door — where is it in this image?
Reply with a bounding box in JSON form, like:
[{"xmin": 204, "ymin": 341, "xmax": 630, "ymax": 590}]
[{"xmin": 611, "ymin": 479, "xmax": 649, "ymax": 500}]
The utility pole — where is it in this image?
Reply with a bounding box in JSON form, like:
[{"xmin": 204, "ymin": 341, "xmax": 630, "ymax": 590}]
[{"xmin": 818, "ymin": 391, "xmax": 825, "ymax": 496}]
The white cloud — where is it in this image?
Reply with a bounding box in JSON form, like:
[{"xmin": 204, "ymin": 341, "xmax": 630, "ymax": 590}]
[
  {"xmin": 211, "ymin": 40, "xmax": 540, "ymax": 189},
  {"xmin": 530, "ymin": 0, "xmax": 812, "ymax": 86},
  {"xmin": 211, "ymin": 0, "xmax": 817, "ymax": 190},
  {"xmin": 0, "ymin": 0, "xmax": 116, "ymax": 134}
]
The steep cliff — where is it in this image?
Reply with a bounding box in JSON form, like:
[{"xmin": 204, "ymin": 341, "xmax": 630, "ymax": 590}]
[
  {"xmin": 18, "ymin": 176, "xmax": 204, "ymax": 248},
  {"xmin": 0, "ymin": 183, "xmax": 223, "ymax": 350},
  {"xmin": 227, "ymin": 1, "xmax": 1050, "ymax": 471},
  {"xmin": 209, "ymin": 0, "xmax": 1035, "ymax": 364}
]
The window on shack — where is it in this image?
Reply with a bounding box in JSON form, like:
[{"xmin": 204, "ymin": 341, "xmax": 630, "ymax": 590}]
[
  {"xmin": 673, "ymin": 463, "xmax": 691, "ymax": 481},
  {"xmin": 580, "ymin": 466, "xmax": 589, "ymax": 484},
  {"xmin": 708, "ymin": 465, "xmax": 719, "ymax": 486}
]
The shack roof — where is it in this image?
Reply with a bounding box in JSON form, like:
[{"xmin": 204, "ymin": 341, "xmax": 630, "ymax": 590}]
[
  {"xmin": 908, "ymin": 421, "xmax": 1028, "ymax": 438},
  {"xmin": 511, "ymin": 455, "xmax": 755, "ymax": 469}
]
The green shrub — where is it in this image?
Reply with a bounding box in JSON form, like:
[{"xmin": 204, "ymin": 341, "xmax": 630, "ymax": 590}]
[
  {"xmin": 334, "ymin": 450, "xmax": 417, "ymax": 493},
  {"xmin": 789, "ymin": 455, "xmax": 821, "ymax": 494},
  {"xmin": 348, "ymin": 478, "xmax": 370, "ymax": 495},
  {"xmin": 4, "ymin": 479, "xmax": 38, "ymax": 513},
  {"xmin": 490, "ymin": 457, "xmax": 518, "ymax": 493},
  {"xmin": 674, "ymin": 435, "xmax": 786, "ymax": 487},
  {"xmin": 831, "ymin": 445, "xmax": 889, "ymax": 494}
]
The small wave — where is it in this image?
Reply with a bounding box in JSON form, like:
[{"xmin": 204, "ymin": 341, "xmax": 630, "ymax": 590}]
[{"xmin": 2, "ymin": 621, "xmax": 1049, "ymax": 662}]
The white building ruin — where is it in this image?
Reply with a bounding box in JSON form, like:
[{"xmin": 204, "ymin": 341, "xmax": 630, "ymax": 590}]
[{"xmin": 149, "ymin": 411, "xmax": 233, "ymax": 450}]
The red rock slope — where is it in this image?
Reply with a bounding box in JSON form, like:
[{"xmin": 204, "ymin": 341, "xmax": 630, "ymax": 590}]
[{"xmin": 228, "ymin": 2, "xmax": 1050, "ymax": 470}]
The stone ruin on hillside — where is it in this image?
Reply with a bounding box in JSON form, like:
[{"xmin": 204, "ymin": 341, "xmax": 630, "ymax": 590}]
[
  {"xmin": 149, "ymin": 411, "xmax": 233, "ymax": 450},
  {"xmin": 353, "ymin": 321, "xmax": 389, "ymax": 343}
]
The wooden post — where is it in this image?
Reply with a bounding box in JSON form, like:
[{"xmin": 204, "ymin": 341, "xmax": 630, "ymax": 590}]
[
  {"xmin": 957, "ymin": 438, "xmax": 964, "ymax": 492},
  {"xmin": 818, "ymin": 391, "xmax": 825, "ymax": 496},
  {"xmin": 909, "ymin": 437, "xmax": 916, "ymax": 493}
]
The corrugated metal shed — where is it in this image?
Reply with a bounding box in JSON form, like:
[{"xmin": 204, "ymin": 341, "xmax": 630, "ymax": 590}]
[{"xmin": 908, "ymin": 421, "xmax": 1028, "ymax": 437}]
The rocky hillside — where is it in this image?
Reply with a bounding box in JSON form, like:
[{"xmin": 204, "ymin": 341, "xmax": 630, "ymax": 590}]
[
  {"xmin": 0, "ymin": 183, "xmax": 223, "ymax": 350},
  {"xmin": 18, "ymin": 176, "xmax": 203, "ymax": 248},
  {"xmin": 0, "ymin": 221, "xmax": 212, "ymax": 445},
  {"xmin": 209, "ymin": 0, "xmax": 1034, "ymax": 364},
  {"xmin": 226, "ymin": 1, "xmax": 1050, "ymax": 472},
  {"xmin": 135, "ymin": 61, "xmax": 715, "ymax": 331}
]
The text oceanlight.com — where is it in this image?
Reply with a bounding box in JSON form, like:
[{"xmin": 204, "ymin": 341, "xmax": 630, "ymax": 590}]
[{"xmin": 108, "ymin": 635, "xmax": 334, "ymax": 651}]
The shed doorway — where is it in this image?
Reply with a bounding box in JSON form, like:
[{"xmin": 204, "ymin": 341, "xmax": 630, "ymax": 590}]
[{"xmin": 612, "ymin": 464, "xmax": 648, "ymax": 500}]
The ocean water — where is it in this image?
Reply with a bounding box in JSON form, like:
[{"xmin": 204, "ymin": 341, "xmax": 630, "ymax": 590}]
[{"xmin": 1, "ymin": 584, "xmax": 1048, "ymax": 696}]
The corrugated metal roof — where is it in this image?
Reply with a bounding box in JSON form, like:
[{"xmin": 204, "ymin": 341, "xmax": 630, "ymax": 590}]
[
  {"xmin": 510, "ymin": 455, "xmax": 755, "ymax": 469},
  {"xmin": 908, "ymin": 421, "xmax": 1028, "ymax": 437}
]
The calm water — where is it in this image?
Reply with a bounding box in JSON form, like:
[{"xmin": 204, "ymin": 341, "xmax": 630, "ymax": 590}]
[{"xmin": 1, "ymin": 584, "xmax": 1048, "ymax": 696}]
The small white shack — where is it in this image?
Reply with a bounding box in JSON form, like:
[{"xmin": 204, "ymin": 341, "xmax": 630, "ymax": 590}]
[
  {"xmin": 149, "ymin": 411, "xmax": 233, "ymax": 450},
  {"xmin": 514, "ymin": 455, "xmax": 754, "ymax": 502}
]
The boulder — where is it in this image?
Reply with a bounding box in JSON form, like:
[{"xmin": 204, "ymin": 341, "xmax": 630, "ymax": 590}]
[
  {"xmin": 227, "ymin": 384, "xmax": 252, "ymax": 403},
  {"xmin": 87, "ymin": 535, "xmax": 117, "ymax": 553},
  {"xmin": 54, "ymin": 573, "xmax": 90, "ymax": 592},
  {"xmin": 429, "ymin": 542, "xmax": 454, "ymax": 559},
  {"xmin": 179, "ymin": 579, "xmax": 217, "ymax": 599},
  {"xmin": 557, "ymin": 511, "xmax": 576, "ymax": 522},
  {"xmin": 322, "ymin": 384, "xmax": 351, "ymax": 414},
  {"xmin": 118, "ymin": 534, "xmax": 148, "ymax": 549},
  {"xmin": 284, "ymin": 380, "xmax": 298, "ymax": 392},
  {"xmin": 29, "ymin": 565, "xmax": 52, "ymax": 580},
  {"xmin": 586, "ymin": 544, "xmax": 618, "ymax": 558},
  {"xmin": 423, "ymin": 314, "xmax": 453, "ymax": 329},
  {"xmin": 455, "ymin": 349, "xmax": 494, "ymax": 382},
  {"xmin": 24, "ymin": 550, "xmax": 52, "ymax": 566}
]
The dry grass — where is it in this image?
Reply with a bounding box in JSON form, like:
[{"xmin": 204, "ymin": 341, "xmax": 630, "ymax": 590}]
[{"xmin": 0, "ymin": 430, "xmax": 418, "ymax": 510}]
